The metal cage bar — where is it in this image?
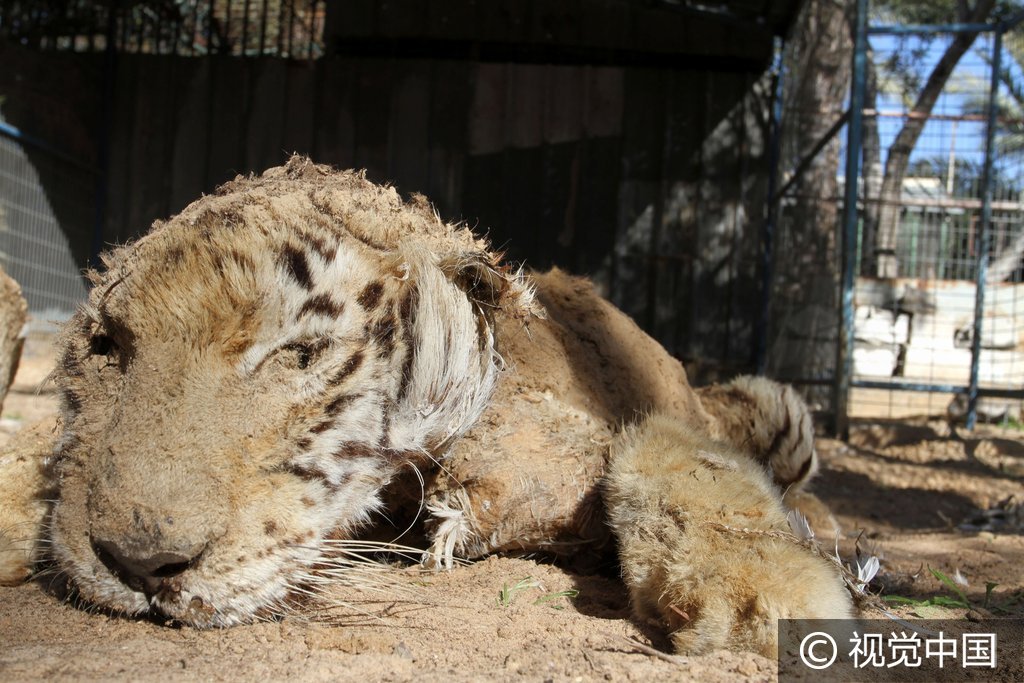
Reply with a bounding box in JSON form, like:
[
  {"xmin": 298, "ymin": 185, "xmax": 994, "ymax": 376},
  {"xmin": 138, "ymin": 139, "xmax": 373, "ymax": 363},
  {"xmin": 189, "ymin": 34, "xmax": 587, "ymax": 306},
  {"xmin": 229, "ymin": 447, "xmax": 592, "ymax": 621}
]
[
  {"xmin": 832, "ymin": 5, "xmax": 1024, "ymax": 432},
  {"xmin": 966, "ymin": 30, "xmax": 1003, "ymax": 429},
  {"xmin": 0, "ymin": 1, "xmax": 326, "ymax": 59}
]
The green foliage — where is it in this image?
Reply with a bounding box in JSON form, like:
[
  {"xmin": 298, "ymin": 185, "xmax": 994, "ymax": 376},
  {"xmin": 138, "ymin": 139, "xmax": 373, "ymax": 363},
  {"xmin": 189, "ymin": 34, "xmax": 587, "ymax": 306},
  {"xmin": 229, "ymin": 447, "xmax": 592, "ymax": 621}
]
[
  {"xmin": 956, "ymin": 28, "xmax": 1024, "ymax": 155},
  {"xmin": 906, "ymin": 156, "xmax": 1022, "ymax": 196},
  {"xmin": 931, "ymin": 567, "xmax": 970, "ymax": 605},
  {"xmin": 497, "ymin": 577, "xmax": 541, "ymax": 607},
  {"xmin": 496, "ymin": 576, "xmax": 579, "ymax": 610},
  {"xmin": 1000, "ymin": 414, "xmax": 1024, "ymax": 430},
  {"xmin": 884, "ymin": 567, "xmax": 1024, "ymax": 615},
  {"xmin": 870, "ymin": 0, "xmax": 1021, "ymax": 106},
  {"xmin": 532, "ymin": 589, "xmax": 580, "ymax": 610},
  {"xmin": 883, "ymin": 568, "xmax": 971, "ymax": 609},
  {"xmin": 985, "ymin": 581, "xmax": 999, "ymax": 608},
  {"xmin": 873, "ymin": 0, "xmax": 1022, "ymax": 25},
  {"xmin": 884, "ymin": 593, "xmax": 971, "ymax": 608}
]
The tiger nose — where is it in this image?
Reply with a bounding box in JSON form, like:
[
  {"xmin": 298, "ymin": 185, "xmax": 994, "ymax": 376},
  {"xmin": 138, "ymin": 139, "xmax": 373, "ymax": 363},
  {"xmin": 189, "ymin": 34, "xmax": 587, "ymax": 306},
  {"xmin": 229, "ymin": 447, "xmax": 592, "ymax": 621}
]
[
  {"xmin": 94, "ymin": 537, "xmax": 204, "ymax": 580},
  {"xmin": 92, "ymin": 510, "xmax": 208, "ymax": 587}
]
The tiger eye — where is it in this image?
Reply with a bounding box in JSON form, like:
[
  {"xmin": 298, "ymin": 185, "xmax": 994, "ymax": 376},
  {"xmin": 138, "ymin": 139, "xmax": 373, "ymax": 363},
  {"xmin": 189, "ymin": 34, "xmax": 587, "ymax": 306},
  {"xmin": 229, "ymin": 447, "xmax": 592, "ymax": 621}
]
[{"xmin": 89, "ymin": 334, "xmax": 117, "ymax": 357}]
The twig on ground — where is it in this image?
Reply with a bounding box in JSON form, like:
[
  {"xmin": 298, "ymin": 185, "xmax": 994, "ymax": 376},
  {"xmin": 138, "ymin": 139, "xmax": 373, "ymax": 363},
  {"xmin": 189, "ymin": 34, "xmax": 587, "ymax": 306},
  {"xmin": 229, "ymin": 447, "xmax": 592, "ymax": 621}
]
[{"xmin": 599, "ymin": 631, "xmax": 688, "ymax": 666}]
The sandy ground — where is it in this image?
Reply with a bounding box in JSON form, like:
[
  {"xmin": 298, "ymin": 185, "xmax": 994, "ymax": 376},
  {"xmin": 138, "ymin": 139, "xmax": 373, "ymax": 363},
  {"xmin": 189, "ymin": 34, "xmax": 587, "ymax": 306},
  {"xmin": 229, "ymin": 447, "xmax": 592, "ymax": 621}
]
[{"xmin": 1, "ymin": 334, "xmax": 1022, "ymax": 681}]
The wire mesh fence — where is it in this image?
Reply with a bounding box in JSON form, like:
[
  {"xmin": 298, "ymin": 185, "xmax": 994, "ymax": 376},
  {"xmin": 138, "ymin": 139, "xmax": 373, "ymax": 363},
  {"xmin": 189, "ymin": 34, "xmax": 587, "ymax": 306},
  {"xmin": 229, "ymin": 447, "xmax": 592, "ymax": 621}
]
[
  {"xmin": 854, "ymin": 26, "xmax": 1024, "ymax": 426},
  {"xmin": 0, "ymin": 0, "xmax": 326, "ymax": 58},
  {"xmin": 0, "ymin": 0, "xmax": 326, "ymax": 321},
  {"xmin": 0, "ymin": 126, "xmax": 93, "ymax": 325},
  {"xmin": 770, "ymin": 5, "xmax": 1024, "ymax": 431},
  {"xmin": 2, "ymin": 0, "xmax": 1023, "ymax": 431}
]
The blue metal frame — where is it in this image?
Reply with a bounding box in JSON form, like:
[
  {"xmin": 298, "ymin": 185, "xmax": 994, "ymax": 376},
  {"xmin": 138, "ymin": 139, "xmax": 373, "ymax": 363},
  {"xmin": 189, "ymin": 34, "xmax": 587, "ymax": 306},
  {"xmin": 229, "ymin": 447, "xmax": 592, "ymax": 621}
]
[
  {"xmin": 869, "ymin": 23, "xmax": 996, "ymax": 36},
  {"xmin": 835, "ymin": 0, "xmax": 868, "ymax": 439},
  {"xmin": 836, "ymin": 4, "xmax": 1024, "ymax": 435},
  {"xmin": 0, "ymin": 121, "xmax": 97, "ymax": 174},
  {"xmin": 966, "ymin": 30, "xmax": 1003, "ymax": 430},
  {"xmin": 853, "ymin": 380, "xmax": 1024, "ymax": 399}
]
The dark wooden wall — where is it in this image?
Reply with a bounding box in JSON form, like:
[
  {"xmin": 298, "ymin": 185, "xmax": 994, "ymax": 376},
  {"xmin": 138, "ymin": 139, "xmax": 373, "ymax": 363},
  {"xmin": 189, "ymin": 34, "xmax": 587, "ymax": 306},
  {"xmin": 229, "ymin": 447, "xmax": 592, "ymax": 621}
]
[{"xmin": 0, "ymin": 17, "xmax": 774, "ymax": 378}]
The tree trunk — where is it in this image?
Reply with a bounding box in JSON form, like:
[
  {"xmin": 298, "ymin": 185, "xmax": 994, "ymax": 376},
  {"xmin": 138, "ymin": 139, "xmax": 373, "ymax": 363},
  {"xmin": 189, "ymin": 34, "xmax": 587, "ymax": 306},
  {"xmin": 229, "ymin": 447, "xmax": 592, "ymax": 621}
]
[
  {"xmin": 861, "ymin": 55, "xmax": 883, "ymax": 275},
  {"xmin": 767, "ymin": 0, "xmax": 852, "ymax": 396},
  {"xmin": 783, "ymin": 0, "xmax": 853, "ymax": 291},
  {"xmin": 874, "ymin": 0, "xmax": 996, "ymax": 278}
]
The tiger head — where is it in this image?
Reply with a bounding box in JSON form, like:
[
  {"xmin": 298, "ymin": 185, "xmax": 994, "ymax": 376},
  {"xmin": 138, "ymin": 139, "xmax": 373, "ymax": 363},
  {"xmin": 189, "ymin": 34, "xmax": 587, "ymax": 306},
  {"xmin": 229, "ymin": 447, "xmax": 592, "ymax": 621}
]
[{"xmin": 49, "ymin": 157, "xmax": 536, "ymax": 626}]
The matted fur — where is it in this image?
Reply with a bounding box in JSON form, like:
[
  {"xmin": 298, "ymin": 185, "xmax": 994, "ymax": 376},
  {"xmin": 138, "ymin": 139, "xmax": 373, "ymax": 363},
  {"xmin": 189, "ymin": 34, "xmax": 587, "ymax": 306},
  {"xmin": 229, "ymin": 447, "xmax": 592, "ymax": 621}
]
[
  {"xmin": 0, "ymin": 421, "xmax": 55, "ymax": 584},
  {"xmin": 417, "ymin": 268, "xmax": 712, "ymax": 564},
  {"xmin": 697, "ymin": 375, "xmax": 818, "ymax": 491},
  {"xmin": 0, "ymin": 158, "xmax": 848, "ymax": 645},
  {"xmin": 42, "ymin": 157, "xmax": 537, "ymax": 626},
  {"xmin": 604, "ymin": 413, "xmax": 853, "ymax": 657}
]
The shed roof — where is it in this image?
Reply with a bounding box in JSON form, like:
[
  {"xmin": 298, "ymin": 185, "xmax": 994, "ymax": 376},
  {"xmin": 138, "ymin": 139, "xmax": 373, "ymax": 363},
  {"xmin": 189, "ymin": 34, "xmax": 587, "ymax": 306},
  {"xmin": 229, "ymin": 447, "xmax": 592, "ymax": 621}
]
[
  {"xmin": 326, "ymin": 0, "xmax": 806, "ymax": 71},
  {"xmin": 0, "ymin": 1, "xmax": 806, "ymax": 69}
]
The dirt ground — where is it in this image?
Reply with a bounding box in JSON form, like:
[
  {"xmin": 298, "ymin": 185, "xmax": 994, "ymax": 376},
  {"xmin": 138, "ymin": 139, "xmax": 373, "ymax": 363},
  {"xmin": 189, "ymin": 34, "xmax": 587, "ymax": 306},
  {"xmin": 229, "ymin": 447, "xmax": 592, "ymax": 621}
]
[{"xmin": 1, "ymin": 333, "xmax": 1022, "ymax": 681}]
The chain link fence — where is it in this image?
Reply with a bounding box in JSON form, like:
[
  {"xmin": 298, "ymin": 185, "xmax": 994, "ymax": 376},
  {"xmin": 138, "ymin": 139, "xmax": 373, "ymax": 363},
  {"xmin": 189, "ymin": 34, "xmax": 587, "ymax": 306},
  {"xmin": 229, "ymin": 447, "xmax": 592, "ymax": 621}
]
[
  {"xmin": 0, "ymin": 120, "xmax": 93, "ymax": 325},
  {"xmin": 769, "ymin": 1, "xmax": 1024, "ymax": 432},
  {"xmin": 0, "ymin": 0, "xmax": 326, "ymax": 322},
  {"xmin": 0, "ymin": 0, "xmax": 325, "ymax": 58}
]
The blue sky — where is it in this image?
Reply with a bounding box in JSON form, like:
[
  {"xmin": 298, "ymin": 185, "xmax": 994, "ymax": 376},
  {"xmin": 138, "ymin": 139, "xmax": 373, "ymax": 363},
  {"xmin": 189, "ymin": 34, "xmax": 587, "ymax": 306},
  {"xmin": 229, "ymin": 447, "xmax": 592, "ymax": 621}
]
[{"xmin": 864, "ymin": 30, "xmax": 1023, "ymax": 188}]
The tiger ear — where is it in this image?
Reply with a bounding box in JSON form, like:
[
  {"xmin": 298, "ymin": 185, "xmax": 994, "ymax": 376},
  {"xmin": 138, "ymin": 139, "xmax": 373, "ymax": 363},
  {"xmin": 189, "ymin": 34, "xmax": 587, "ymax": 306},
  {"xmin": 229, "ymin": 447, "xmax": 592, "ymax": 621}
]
[
  {"xmin": 437, "ymin": 252, "xmax": 542, "ymax": 324},
  {"xmin": 382, "ymin": 246, "xmax": 540, "ymax": 457}
]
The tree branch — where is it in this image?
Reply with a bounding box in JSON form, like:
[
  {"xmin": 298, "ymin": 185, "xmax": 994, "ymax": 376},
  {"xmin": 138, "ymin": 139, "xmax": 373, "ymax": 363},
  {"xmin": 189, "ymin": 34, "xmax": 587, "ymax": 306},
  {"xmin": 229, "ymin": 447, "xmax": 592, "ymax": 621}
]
[{"xmin": 873, "ymin": 0, "xmax": 997, "ymax": 277}]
